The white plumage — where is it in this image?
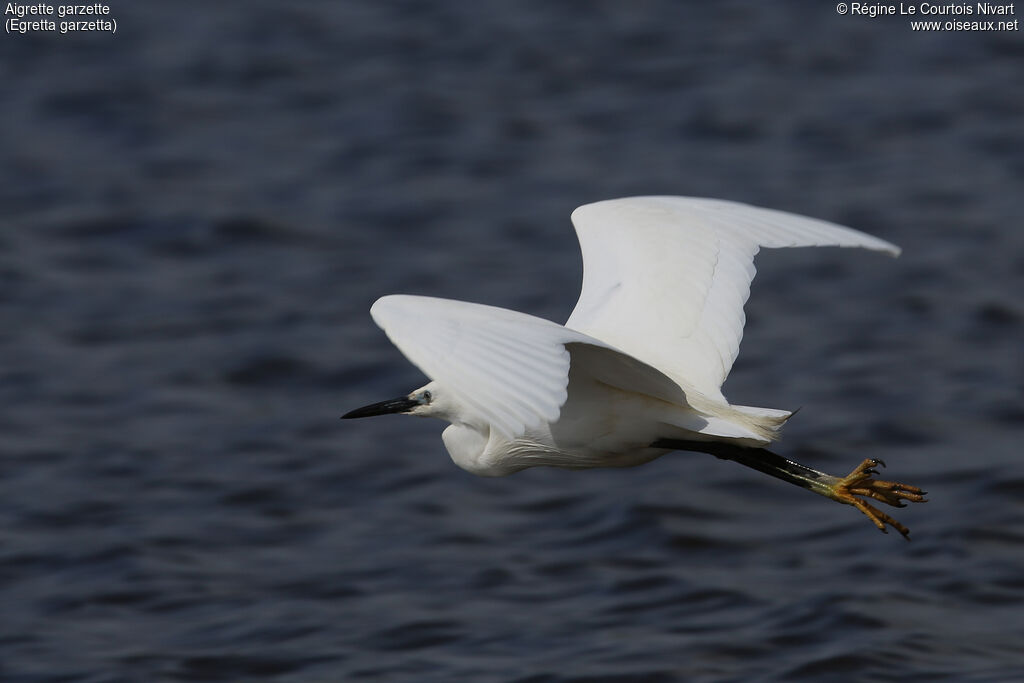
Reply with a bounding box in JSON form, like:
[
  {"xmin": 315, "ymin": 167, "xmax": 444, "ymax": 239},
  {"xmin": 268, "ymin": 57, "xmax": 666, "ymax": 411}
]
[
  {"xmin": 344, "ymin": 196, "xmax": 928, "ymax": 538},
  {"xmin": 566, "ymin": 197, "xmax": 899, "ymax": 402},
  {"xmin": 349, "ymin": 196, "xmax": 899, "ymax": 478},
  {"xmin": 369, "ymin": 295, "xmax": 582, "ymax": 440}
]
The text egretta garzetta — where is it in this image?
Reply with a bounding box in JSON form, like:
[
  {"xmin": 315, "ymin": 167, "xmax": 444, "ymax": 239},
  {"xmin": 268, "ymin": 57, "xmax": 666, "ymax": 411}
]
[{"xmin": 344, "ymin": 197, "xmax": 926, "ymax": 537}]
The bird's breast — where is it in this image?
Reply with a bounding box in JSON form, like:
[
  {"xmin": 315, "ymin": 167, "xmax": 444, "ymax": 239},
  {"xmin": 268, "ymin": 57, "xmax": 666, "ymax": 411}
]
[
  {"xmin": 441, "ymin": 423, "xmax": 503, "ymax": 476},
  {"xmin": 441, "ymin": 423, "xmax": 568, "ymax": 477}
]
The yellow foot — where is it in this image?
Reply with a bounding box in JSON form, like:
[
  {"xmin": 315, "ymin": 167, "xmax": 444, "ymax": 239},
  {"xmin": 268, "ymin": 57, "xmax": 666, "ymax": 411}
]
[{"xmin": 828, "ymin": 458, "xmax": 927, "ymax": 539}]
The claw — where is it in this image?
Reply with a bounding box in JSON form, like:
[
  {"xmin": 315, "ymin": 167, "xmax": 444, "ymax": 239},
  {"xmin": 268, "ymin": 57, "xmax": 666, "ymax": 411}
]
[{"xmin": 827, "ymin": 458, "xmax": 926, "ymax": 539}]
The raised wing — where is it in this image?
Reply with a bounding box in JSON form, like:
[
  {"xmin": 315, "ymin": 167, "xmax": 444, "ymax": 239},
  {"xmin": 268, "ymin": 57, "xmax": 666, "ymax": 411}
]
[
  {"xmin": 370, "ymin": 295, "xmax": 689, "ymax": 439},
  {"xmin": 566, "ymin": 196, "xmax": 900, "ymax": 402}
]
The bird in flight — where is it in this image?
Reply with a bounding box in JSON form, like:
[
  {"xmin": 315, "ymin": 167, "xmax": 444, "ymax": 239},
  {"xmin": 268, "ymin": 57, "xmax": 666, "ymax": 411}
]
[{"xmin": 344, "ymin": 197, "xmax": 926, "ymax": 537}]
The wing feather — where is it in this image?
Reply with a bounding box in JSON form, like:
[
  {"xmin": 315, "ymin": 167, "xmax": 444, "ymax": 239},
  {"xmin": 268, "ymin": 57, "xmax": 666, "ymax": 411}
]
[
  {"xmin": 371, "ymin": 295, "xmax": 587, "ymax": 438},
  {"xmin": 566, "ymin": 196, "xmax": 899, "ymax": 402},
  {"xmin": 370, "ymin": 294, "xmax": 698, "ymax": 439}
]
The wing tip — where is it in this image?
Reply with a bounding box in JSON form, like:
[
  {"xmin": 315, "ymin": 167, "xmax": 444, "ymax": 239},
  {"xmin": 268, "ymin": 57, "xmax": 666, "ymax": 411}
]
[
  {"xmin": 370, "ymin": 294, "xmax": 445, "ymax": 329},
  {"xmin": 573, "ymin": 196, "xmax": 903, "ymax": 254},
  {"xmin": 857, "ymin": 238, "xmax": 901, "ymax": 258},
  {"xmin": 370, "ymin": 294, "xmax": 406, "ymax": 329}
]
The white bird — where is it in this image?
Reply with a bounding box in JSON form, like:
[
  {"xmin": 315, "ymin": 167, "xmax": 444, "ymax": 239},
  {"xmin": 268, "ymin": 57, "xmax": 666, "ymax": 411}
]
[{"xmin": 344, "ymin": 197, "xmax": 926, "ymax": 537}]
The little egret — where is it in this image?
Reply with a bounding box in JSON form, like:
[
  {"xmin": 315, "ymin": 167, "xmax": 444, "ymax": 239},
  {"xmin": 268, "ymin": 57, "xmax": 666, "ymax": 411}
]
[{"xmin": 344, "ymin": 197, "xmax": 926, "ymax": 537}]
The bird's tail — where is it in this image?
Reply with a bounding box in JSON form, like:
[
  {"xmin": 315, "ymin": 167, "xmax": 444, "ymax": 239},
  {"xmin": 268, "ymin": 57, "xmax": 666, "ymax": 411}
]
[
  {"xmin": 659, "ymin": 397, "xmax": 794, "ymax": 445},
  {"xmin": 728, "ymin": 404, "xmax": 794, "ymax": 442}
]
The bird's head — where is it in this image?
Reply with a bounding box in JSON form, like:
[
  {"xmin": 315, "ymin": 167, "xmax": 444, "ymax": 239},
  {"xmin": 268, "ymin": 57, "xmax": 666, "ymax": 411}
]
[{"xmin": 342, "ymin": 381, "xmax": 452, "ymax": 422}]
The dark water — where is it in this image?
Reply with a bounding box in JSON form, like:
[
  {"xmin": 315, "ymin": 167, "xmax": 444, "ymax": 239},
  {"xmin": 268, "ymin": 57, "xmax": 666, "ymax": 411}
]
[{"xmin": 2, "ymin": 2, "xmax": 1022, "ymax": 680}]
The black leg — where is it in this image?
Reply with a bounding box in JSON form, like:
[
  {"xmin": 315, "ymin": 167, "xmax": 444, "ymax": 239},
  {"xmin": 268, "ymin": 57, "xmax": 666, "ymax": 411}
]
[
  {"xmin": 650, "ymin": 438, "xmax": 926, "ymax": 538},
  {"xmin": 651, "ymin": 439, "xmax": 839, "ymax": 494}
]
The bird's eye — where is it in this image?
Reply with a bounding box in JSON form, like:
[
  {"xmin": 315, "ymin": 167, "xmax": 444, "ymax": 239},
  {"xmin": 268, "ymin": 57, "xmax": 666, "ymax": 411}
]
[{"xmin": 422, "ymin": 391, "xmax": 432, "ymax": 403}]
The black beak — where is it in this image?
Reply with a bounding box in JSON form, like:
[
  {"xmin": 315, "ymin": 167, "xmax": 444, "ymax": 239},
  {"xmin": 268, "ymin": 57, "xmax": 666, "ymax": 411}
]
[{"xmin": 341, "ymin": 396, "xmax": 419, "ymax": 419}]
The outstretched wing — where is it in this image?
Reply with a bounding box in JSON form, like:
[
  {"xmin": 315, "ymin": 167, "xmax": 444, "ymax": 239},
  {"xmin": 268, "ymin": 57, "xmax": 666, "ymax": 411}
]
[
  {"xmin": 370, "ymin": 295, "xmax": 688, "ymax": 440},
  {"xmin": 566, "ymin": 196, "xmax": 900, "ymax": 402}
]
